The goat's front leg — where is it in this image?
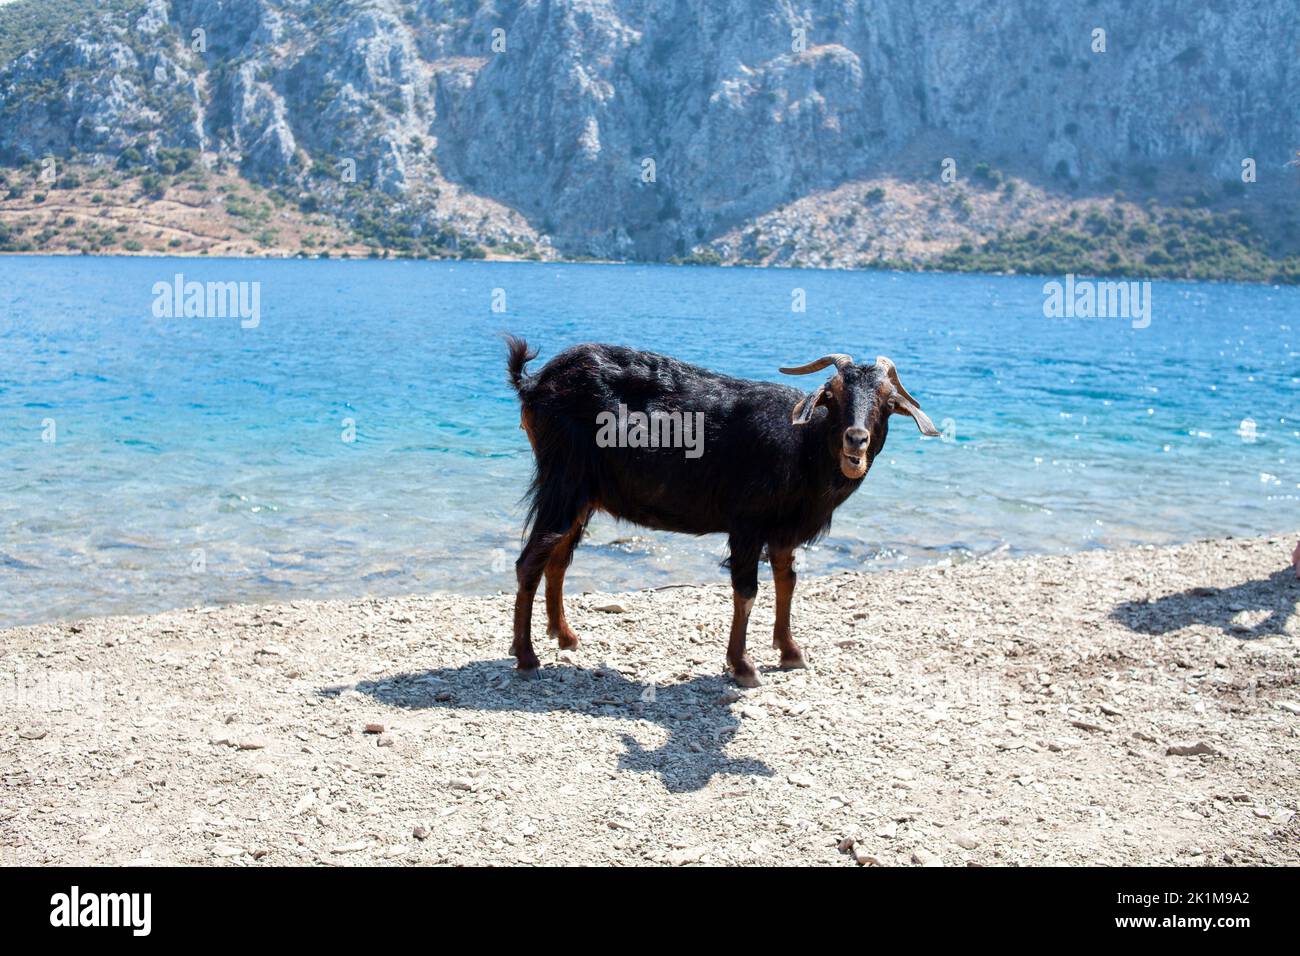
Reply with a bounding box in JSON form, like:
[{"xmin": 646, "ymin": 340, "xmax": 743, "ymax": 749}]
[
  {"xmin": 769, "ymin": 546, "xmax": 806, "ymax": 670},
  {"xmin": 726, "ymin": 538, "xmax": 761, "ymax": 687}
]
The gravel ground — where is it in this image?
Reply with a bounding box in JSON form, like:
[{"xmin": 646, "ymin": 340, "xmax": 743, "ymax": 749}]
[{"xmin": 2, "ymin": 533, "xmax": 1298, "ymax": 867}]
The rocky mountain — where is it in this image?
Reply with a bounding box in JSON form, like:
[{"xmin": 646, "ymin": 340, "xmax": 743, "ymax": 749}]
[{"xmin": 1, "ymin": 0, "xmax": 1298, "ymax": 267}]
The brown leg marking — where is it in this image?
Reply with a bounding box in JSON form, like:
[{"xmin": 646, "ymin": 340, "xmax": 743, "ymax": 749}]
[
  {"xmin": 544, "ymin": 526, "xmax": 582, "ymax": 650},
  {"xmin": 727, "ymin": 591, "xmax": 759, "ymax": 687},
  {"xmin": 513, "ymin": 509, "xmax": 591, "ymax": 673},
  {"xmin": 770, "ymin": 547, "xmax": 806, "ymax": 670},
  {"xmin": 511, "ymin": 532, "xmax": 555, "ymax": 676},
  {"xmin": 510, "ymin": 584, "xmax": 542, "ymax": 675}
]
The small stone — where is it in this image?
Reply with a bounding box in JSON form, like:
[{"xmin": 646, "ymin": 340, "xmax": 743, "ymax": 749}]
[
  {"xmin": 413, "ymin": 825, "xmax": 430, "ymax": 840},
  {"xmin": 330, "ymin": 841, "xmax": 368, "ymax": 854},
  {"xmin": 377, "ymin": 734, "xmax": 395, "ymax": 747},
  {"xmin": 787, "ymin": 772, "xmax": 815, "ymax": 788},
  {"xmin": 667, "ymin": 846, "xmax": 705, "ymax": 866},
  {"xmin": 594, "ymin": 604, "xmax": 627, "ymax": 614},
  {"xmin": 237, "ymin": 738, "xmax": 268, "ymax": 750},
  {"xmin": 952, "ymin": 832, "xmax": 980, "ymax": 850},
  {"xmin": 17, "ymin": 726, "xmax": 47, "ymax": 740},
  {"xmin": 911, "ymin": 849, "xmax": 943, "ymax": 867},
  {"xmin": 364, "ymin": 723, "xmax": 384, "ymax": 734},
  {"xmin": 449, "ymin": 777, "xmax": 474, "ymax": 791},
  {"xmin": 1276, "ymin": 702, "xmax": 1300, "ymax": 716},
  {"xmin": 852, "ymin": 845, "xmax": 879, "ymax": 866},
  {"xmin": 1166, "ymin": 741, "xmax": 1219, "ymax": 757},
  {"xmin": 212, "ymin": 844, "xmax": 244, "ymax": 858}
]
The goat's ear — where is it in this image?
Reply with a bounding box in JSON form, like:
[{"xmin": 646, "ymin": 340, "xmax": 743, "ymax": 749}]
[
  {"xmin": 791, "ymin": 384, "xmax": 829, "ymax": 425},
  {"xmin": 878, "ymin": 356, "xmax": 941, "ymax": 437},
  {"xmin": 891, "ymin": 395, "xmax": 941, "ymax": 436}
]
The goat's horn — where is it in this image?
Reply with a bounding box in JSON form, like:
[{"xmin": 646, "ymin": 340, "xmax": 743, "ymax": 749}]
[
  {"xmin": 779, "ymin": 354, "xmax": 854, "ymax": 375},
  {"xmin": 875, "ymin": 356, "xmax": 919, "ymax": 407}
]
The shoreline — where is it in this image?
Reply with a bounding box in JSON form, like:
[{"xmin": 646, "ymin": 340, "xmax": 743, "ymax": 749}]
[
  {"xmin": 2, "ymin": 532, "xmax": 1296, "ymax": 865},
  {"xmin": 2, "ymin": 248, "xmax": 1296, "ymax": 288},
  {"xmin": 4, "ymin": 529, "xmax": 1295, "ymax": 634}
]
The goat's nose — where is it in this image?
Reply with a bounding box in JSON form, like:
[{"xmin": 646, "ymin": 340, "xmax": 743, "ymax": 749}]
[{"xmin": 844, "ymin": 427, "xmax": 871, "ymax": 449}]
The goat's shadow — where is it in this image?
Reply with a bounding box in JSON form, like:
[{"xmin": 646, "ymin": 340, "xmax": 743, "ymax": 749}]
[
  {"xmin": 324, "ymin": 660, "xmax": 773, "ymax": 793},
  {"xmin": 1111, "ymin": 568, "xmax": 1299, "ymax": 639}
]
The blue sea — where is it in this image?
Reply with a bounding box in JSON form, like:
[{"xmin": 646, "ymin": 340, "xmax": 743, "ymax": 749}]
[{"xmin": 1, "ymin": 256, "xmax": 1297, "ymax": 628}]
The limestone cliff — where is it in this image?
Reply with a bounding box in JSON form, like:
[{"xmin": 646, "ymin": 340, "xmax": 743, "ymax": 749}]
[{"xmin": 1, "ymin": 0, "xmax": 1296, "ymax": 263}]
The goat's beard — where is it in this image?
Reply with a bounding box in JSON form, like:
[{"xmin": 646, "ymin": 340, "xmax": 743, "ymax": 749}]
[{"xmin": 840, "ymin": 450, "xmax": 869, "ymax": 480}]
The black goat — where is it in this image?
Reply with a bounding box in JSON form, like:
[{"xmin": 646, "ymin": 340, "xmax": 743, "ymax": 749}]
[{"xmin": 505, "ymin": 336, "xmax": 938, "ymax": 686}]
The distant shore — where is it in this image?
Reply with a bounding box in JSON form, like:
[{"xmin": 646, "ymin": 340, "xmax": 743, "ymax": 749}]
[
  {"xmin": 2, "ymin": 248, "xmax": 1296, "ymax": 289},
  {"xmin": 4, "ymin": 163, "xmax": 1298, "ymax": 284},
  {"xmin": 2, "ymin": 532, "xmax": 1296, "ymax": 865}
]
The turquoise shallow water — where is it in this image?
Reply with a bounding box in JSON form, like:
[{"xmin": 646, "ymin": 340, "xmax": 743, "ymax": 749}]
[{"xmin": 0, "ymin": 256, "xmax": 1297, "ymax": 627}]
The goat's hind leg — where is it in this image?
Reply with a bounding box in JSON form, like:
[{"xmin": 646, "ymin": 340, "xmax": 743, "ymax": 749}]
[
  {"xmin": 511, "ymin": 530, "xmax": 553, "ymax": 676},
  {"xmin": 544, "ymin": 514, "xmax": 588, "ymax": 651},
  {"xmin": 512, "ymin": 502, "xmax": 585, "ymax": 676}
]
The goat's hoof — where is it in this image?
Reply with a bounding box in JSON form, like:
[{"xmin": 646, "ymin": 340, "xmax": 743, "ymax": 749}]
[
  {"xmin": 515, "ymin": 664, "xmax": 542, "ymax": 680},
  {"xmin": 553, "ymin": 630, "xmax": 579, "ymax": 651},
  {"xmin": 779, "ymin": 651, "xmax": 807, "ymax": 670},
  {"xmin": 731, "ymin": 660, "xmax": 761, "ymax": 688}
]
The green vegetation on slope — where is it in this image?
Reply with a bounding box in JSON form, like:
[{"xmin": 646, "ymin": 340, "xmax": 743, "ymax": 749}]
[
  {"xmin": 933, "ymin": 204, "xmax": 1300, "ymax": 284},
  {"xmin": 0, "ymin": 0, "xmax": 145, "ymax": 66},
  {"xmin": 0, "ymin": 158, "xmax": 545, "ymax": 259}
]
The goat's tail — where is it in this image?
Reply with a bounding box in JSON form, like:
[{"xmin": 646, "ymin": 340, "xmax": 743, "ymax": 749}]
[{"xmin": 504, "ymin": 334, "xmax": 539, "ymax": 395}]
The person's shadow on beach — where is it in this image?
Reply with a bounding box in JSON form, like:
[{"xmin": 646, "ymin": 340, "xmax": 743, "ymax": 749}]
[
  {"xmin": 1111, "ymin": 568, "xmax": 1299, "ymax": 639},
  {"xmin": 326, "ymin": 660, "xmax": 773, "ymax": 794}
]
